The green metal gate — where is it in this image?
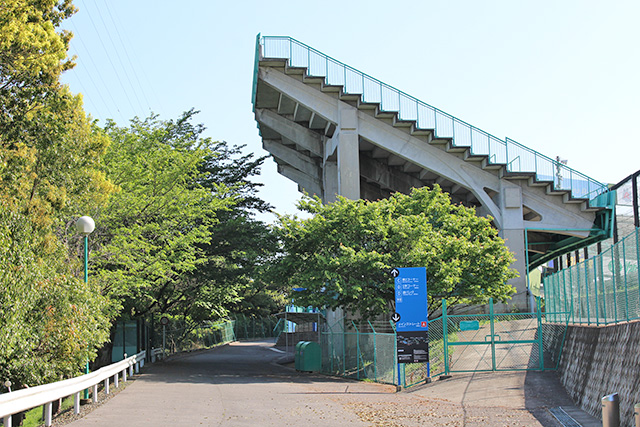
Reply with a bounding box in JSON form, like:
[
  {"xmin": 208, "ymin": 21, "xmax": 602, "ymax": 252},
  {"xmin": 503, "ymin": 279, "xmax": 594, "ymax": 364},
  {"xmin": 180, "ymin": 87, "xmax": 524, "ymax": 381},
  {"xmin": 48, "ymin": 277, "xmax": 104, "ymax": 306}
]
[{"xmin": 441, "ymin": 298, "xmax": 552, "ymax": 374}]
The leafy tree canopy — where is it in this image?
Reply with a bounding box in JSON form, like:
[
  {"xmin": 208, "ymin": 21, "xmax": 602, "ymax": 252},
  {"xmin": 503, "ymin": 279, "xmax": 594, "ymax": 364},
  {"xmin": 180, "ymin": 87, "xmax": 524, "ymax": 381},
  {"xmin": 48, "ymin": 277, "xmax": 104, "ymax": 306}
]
[
  {"xmin": 0, "ymin": 205, "xmax": 111, "ymax": 389},
  {"xmin": 92, "ymin": 110, "xmax": 233, "ymax": 319},
  {"xmin": 272, "ymin": 186, "xmax": 518, "ymax": 319}
]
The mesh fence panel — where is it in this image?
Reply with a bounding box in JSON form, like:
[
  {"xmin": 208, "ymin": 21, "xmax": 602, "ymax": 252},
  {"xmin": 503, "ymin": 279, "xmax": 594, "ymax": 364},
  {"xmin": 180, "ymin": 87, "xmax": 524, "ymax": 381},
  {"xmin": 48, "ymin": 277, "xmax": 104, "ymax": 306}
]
[
  {"xmin": 544, "ymin": 228, "xmax": 640, "ymax": 325},
  {"xmin": 232, "ymin": 315, "xmax": 280, "ymax": 340},
  {"xmin": 158, "ymin": 319, "xmax": 236, "ymax": 354},
  {"xmin": 320, "ymin": 321, "xmax": 397, "ymax": 385}
]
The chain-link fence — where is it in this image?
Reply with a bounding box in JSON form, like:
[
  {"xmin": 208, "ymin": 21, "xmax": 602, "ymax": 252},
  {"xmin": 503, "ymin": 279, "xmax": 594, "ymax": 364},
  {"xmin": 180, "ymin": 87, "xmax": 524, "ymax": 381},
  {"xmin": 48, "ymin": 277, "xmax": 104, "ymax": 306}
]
[
  {"xmin": 153, "ymin": 319, "xmax": 236, "ymax": 355},
  {"xmin": 320, "ymin": 320, "xmax": 397, "ymax": 385},
  {"xmin": 544, "ymin": 227, "xmax": 640, "ymax": 325},
  {"xmin": 231, "ymin": 314, "xmax": 282, "ymax": 340}
]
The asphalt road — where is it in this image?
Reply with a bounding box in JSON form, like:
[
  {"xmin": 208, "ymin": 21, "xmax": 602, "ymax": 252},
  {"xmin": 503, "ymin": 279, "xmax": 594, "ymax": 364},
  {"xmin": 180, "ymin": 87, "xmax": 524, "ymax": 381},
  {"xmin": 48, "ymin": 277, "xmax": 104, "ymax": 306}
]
[
  {"xmin": 66, "ymin": 340, "xmax": 392, "ymax": 426},
  {"xmin": 65, "ymin": 339, "xmax": 600, "ymax": 426}
]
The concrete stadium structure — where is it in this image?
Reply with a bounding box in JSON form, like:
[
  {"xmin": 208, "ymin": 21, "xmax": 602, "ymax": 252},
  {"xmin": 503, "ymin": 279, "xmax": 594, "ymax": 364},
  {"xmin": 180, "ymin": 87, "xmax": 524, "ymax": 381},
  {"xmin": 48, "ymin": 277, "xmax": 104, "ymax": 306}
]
[{"xmin": 252, "ymin": 35, "xmax": 613, "ymax": 310}]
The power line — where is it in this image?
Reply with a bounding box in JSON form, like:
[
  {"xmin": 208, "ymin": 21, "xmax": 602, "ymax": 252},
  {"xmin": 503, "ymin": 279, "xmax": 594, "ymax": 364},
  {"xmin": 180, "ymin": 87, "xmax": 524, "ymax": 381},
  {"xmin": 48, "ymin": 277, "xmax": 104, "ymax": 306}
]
[
  {"xmin": 83, "ymin": 2, "xmax": 138, "ymax": 115},
  {"xmin": 91, "ymin": 0, "xmax": 145, "ymax": 114},
  {"xmin": 68, "ymin": 20, "xmax": 125, "ymax": 123},
  {"xmin": 101, "ymin": 0, "xmax": 155, "ymax": 113},
  {"xmin": 100, "ymin": 1, "xmax": 166, "ymax": 117}
]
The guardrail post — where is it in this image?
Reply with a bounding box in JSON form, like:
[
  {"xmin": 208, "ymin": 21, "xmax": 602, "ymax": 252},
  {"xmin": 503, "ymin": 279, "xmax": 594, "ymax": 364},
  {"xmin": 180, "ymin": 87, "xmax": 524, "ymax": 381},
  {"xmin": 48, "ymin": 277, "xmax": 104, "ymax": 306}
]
[
  {"xmin": 44, "ymin": 402, "xmax": 52, "ymax": 426},
  {"xmin": 92, "ymin": 384, "xmax": 98, "ymax": 403},
  {"xmin": 129, "ymin": 364, "xmax": 134, "ymax": 378},
  {"xmin": 74, "ymin": 392, "xmax": 80, "ymax": 414},
  {"xmin": 104, "ymin": 377, "xmax": 110, "ymax": 395},
  {"xmin": 602, "ymin": 393, "xmax": 620, "ymax": 427},
  {"xmin": 114, "ymin": 373, "xmax": 119, "ymax": 388},
  {"xmin": 135, "ymin": 361, "xmax": 140, "ymax": 374},
  {"xmin": 4, "ymin": 415, "xmax": 11, "ymax": 427},
  {"xmin": 122, "ymin": 368, "xmax": 127, "ymax": 382}
]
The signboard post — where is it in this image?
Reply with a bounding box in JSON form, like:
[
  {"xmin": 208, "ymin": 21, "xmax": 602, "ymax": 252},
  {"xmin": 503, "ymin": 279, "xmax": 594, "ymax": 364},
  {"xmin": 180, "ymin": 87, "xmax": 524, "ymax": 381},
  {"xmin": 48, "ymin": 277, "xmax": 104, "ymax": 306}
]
[{"xmin": 391, "ymin": 267, "xmax": 429, "ymax": 386}]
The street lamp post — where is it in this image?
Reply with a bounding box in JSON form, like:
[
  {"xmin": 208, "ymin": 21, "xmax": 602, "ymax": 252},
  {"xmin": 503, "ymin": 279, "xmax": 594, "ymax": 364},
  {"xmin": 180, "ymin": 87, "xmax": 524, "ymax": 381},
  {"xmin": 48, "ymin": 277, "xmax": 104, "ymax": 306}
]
[{"xmin": 75, "ymin": 216, "xmax": 95, "ymax": 401}]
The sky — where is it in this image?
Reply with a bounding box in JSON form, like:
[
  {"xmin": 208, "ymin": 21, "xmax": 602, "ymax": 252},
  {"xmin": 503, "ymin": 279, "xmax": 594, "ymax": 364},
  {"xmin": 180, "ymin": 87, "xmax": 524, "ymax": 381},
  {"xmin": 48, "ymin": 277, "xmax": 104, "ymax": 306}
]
[{"xmin": 60, "ymin": 0, "xmax": 640, "ymax": 222}]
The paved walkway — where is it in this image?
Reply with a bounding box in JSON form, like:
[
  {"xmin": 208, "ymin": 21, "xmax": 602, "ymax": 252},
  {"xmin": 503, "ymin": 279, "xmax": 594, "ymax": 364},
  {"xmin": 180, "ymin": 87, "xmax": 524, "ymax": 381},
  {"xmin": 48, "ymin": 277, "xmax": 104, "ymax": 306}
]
[{"xmin": 66, "ymin": 340, "xmax": 600, "ymax": 426}]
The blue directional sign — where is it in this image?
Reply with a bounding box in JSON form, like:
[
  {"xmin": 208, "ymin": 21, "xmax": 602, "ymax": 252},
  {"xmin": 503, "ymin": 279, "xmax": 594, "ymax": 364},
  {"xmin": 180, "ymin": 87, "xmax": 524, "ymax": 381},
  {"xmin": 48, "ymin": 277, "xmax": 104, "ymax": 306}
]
[
  {"xmin": 394, "ymin": 267, "xmax": 428, "ymax": 332},
  {"xmin": 393, "ymin": 267, "xmax": 429, "ymax": 364}
]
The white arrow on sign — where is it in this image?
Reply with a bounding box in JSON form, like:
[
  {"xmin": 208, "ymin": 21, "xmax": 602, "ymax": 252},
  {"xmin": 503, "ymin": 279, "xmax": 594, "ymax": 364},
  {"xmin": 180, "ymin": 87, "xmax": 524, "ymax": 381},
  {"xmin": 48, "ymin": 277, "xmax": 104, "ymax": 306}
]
[
  {"xmin": 390, "ymin": 268, "xmax": 400, "ymax": 278},
  {"xmin": 391, "ymin": 312, "xmax": 401, "ymax": 322}
]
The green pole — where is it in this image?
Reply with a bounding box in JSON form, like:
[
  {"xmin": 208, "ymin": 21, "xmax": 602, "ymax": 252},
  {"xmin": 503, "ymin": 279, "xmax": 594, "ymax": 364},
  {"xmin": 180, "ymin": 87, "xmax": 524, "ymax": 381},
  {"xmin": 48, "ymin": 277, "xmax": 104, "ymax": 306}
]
[
  {"xmin": 537, "ymin": 297, "xmax": 544, "ymax": 371},
  {"xmin": 83, "ymin": 236, "xmax": 90, "ymax": 400},
  {"xmin": 490, "ymin": 298, "xmax": 496, "ymax": 371},
  {"xmin": 623, "ymin": 239, "xmax": 629, "ymax": 322},
  {"xmin": 369, "ymin": 320, "xmax": 377, "ymax": 382},
  {"xmin": 442, "ymin": 299, "xmax": 449, "ymax": 376}
]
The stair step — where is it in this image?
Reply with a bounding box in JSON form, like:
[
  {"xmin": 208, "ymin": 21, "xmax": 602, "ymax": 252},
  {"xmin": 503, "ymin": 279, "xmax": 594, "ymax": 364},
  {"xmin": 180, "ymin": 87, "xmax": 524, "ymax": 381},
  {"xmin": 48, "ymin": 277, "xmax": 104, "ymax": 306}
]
[
  {"xmin": 393, "ymin": 116, "xmax": 413, "ymax": 128},
  {"xmin": 320, "ymin": 83, "xmax": 342, "ymax": 93},
  {"xmin": 302, "ymin": 75, "xmax": 325, "ymax": 85},
  {"xmin": 260, "ymin": 58, "xmax": 288, "ymax": 68},
  {"xmin": 463, "ymin": 150, "xmax": 486, "ymax": 162},
  {"xmin": 410, "ymin": 124, "xmax": 433, "ymax": 138},
  {"xmin": 339, "ymin": 92, "xmax": 361, "ymax": 102},
  {"xmin": 528, "ymin": 177, "xmax": 553, "ymax": 187},
  {"xmin": 546, "ymin": 186, "xmax": 570, "ymax": 196},
  {"xmin": 481, "ymin": 158, "xmax": 506, "ymax": 170},
  {"xmin": 357, "ymin": 99, "xmax": 378, "ymax": 110},
  {"xmin": 501, "ymin": 170, "xmax": 536, "ymax": 180},
  {"xmin": 563, "ymin": 193, "xmax": 586, "ymax": 204},
  {"xmin": 445, "ymin": 142, "xmax": 469, "ymax": 153},
  {"xmin": 284, "ymin": 64, "xmax": 306, "ymax": 75},
  {"xmin": 374, "ymin": 107, "xmax": 395, "ymax": 119}
]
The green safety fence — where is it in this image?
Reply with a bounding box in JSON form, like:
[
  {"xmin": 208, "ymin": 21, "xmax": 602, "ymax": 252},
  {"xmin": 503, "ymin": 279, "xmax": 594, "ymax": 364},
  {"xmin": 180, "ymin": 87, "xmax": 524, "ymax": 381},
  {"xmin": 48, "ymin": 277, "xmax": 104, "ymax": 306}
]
[
  {"xmin": 155, "ymin": 319, "xmax": 236, "ymax": 354},
  {"xmin": 231, "ymin": 314, "xmax": 282, "ymax": 340},
  {"xmin": 544, "ymin": 227, "xmax": 640, "ymax": 325},
  {"xmin": 318, "ymin": 319, "xmax": 443, "ymax": 388},
  {"xmin": 317, "ymin": 299, "xmax": 569, "ymax": 388},
  {"xmin": 320, "ymin": 320, "xmax": 397, "ymax": 385}
]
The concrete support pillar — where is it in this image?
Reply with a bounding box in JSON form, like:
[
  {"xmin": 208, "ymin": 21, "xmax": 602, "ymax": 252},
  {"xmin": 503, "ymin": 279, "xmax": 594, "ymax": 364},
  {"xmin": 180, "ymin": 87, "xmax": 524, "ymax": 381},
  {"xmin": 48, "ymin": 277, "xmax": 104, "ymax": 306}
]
[
  {"xmin": 499, "ymin": 186, "xmax": 529, "ymax": 311},
  {"xmin": 336, "ymin": 107, "xmax": 360, "ymax": 200},
  {"xmin": 323, "ymin": 159, "xmax": 339, "ymax": 203}
]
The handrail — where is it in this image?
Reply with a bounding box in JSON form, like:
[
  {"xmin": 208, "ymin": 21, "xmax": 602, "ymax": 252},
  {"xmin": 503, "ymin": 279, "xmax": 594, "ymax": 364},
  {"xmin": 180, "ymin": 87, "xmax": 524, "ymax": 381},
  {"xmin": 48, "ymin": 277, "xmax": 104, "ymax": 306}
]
[
  {"xmin": 255, "ymin": 35, "xmax": 608, "ymax": 201},
  {"xmin": 0, "ymin": 350, "xmax": 146, "ymax": 425}
]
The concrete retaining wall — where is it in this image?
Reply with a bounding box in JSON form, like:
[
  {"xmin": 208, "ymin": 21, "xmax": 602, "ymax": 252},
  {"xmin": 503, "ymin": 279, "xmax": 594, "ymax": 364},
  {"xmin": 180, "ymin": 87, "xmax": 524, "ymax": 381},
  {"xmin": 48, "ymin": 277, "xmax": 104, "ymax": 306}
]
[{"xmin": 558, "ymin": 320, "xmax": 640, "ymax": 426}]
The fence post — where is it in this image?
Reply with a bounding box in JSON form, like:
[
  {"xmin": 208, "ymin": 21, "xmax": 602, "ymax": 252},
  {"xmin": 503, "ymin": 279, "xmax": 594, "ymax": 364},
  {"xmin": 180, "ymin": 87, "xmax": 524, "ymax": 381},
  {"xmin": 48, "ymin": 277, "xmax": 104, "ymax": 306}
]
[
  {"xmin": 369, "ymin": 320, "xmax": 378, "ymax": 382},
  {"xmin": 442, "ymin": 299, "xmax": 449, "ymax": 376},
  {"xmin": 490, "ymin": 298, "xmax": 496, "ymax": 371},
  {"xmin": 623, "ymin": 239, "xmax": 629, "ymax": 322},
  {"xmin": 537, "ymin": 297, "xmax": 544, "ymax": 371},
  {"xmin": 353, "ymin": 321, "xmax": 360, "ymax": 380},
  {"xmin": 602, "ymin": 393, "xmax": 620, "ymax": 427}
]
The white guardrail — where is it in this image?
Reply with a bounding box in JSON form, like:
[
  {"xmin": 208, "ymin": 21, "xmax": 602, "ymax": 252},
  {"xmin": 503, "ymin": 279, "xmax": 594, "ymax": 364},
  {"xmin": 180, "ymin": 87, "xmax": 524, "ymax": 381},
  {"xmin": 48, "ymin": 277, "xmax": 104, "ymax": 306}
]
[{"xmin": 0, "ymin": 350, "xmax": 147, "ymax": 427}]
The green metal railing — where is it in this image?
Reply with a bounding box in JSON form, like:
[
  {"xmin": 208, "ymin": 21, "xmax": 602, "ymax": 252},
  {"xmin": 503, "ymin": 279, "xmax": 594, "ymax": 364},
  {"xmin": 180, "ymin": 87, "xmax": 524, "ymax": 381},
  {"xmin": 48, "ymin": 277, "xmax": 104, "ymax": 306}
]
[
  {"xmin": 544, "ymin": 228, "xmax": 640, "ymax": 325},
  {"xmin": 158, "ymin": 319, "xmax": 236, "ymax": 354},
  {"xmin": 318, "ymin": 299, "xmax": 568, "ymax": 388},
  {"xmin": 254, "ymin": 35, "xmax": 608, "ymax": 201},
  {"xmin": 232, "ymin": 314, "xmax": 282, "ymax": 340},
  {"xmin": 320, "ymin": 319, "xmax": 398, "ymax": 385}
]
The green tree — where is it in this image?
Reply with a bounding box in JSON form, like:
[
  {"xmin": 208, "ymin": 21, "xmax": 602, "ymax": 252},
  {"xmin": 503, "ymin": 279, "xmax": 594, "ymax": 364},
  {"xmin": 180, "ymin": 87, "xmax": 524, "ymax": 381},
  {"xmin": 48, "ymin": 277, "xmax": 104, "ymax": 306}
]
[
  {"xmin": 93, "ymin": 111, "xmax": 234, "ymax": 319},
  {"xmin": 193, "ymin": 141, "xmax": 282, "ymax": 318},
  {"xmin": 272, "ymin": 186, "xmax": 518, "ymax": 319},
  {"xmin": 0, "ymin": 0, "xmax": 115, "ymax": 391},
  {"xmin": 1, "ymin": 0, "xmax": 113, "ymax": 232},
  {"xmin": 0, "ymin": 205, "xmax": 111, "ymax": 390}
]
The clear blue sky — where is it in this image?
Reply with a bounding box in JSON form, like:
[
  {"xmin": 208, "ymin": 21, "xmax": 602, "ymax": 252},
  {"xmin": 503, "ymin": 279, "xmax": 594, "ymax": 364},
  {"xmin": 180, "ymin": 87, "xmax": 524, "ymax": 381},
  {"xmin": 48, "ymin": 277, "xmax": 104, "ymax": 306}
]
[{"xmin": 61, "ymin": 0, "xmax": 640, "ymax": 221}]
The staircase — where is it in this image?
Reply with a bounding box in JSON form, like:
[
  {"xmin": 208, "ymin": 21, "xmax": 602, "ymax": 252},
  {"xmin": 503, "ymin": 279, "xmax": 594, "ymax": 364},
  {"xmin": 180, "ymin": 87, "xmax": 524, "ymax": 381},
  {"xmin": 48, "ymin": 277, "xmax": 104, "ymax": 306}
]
[{"xmin": 252, "ymin": 34, "xmax": 614, "ymax": 306}]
